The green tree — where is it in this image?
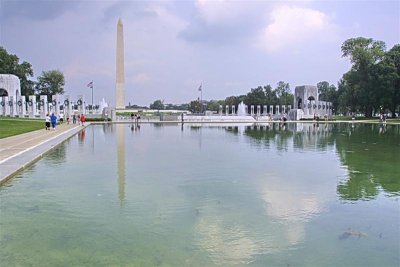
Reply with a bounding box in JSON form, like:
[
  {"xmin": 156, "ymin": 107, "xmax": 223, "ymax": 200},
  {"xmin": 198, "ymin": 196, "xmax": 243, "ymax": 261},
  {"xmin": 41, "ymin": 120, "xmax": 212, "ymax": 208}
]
[
  {"xmin": 340, "ymin": 71, "xmax": 360, "ymax": 114},
  {"xmin": 317, "ymin": 81, "xmax": 330, "ymax": 101},
  {"xmin": 382, "ymin": 45, "xmax": 400, "ymax": 117},
  {"xmin": 0, "ymin": 47, "xmax": 34, "ymax": 96},
  {"xmin": 275, "ymin": 81, "xmax": 293, "ymax": 105},
  {"xmin": 189, "ymin": 100, "xmax": 201, "ymax": 113},
  {"xmin": 341, "ymin": 37, "xmax": 386, "ymax": 117},
  {"xmin": 317, "ymin": 81, "xmax": 338, "ymax": 113},
  {"xmin": 264, "ymin": 84, "xmax": 278, "ymax": 105},
  {"xmin": 150, "ymin": 99, "xmax": 164, "ymax": 110},
  {"xmin": 224, "ymin": 96, "xmax": 237, "ymax": 107},
  {"xmin": 224, "ymin": 95, "xmax": 245, "ymax": 107},
  {"xmin": 245, "ymin": 86, "xmax": 266, "ymax": 106},
  {"xmin": 35, "ymin": 70, "xmax": 65, "ymax": 100},
  {"xmin": 207, "ymin": 100, "xmax": 224, "ymax": 112}
]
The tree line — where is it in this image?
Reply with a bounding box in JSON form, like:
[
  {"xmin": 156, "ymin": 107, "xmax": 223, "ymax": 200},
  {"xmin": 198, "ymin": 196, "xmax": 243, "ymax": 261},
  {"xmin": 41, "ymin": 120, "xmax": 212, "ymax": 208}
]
[
  {"xmin": 2, "ymin": 36, "xmax": 399, "ymax": 117},
  {"xmin": 186, "ymin": 81, "xmax": 294, "ymax": 113},
  {"xmin": 338, "ymin": 38, "xmax": 399, "ymax": 117},
  {"xmin": 155, "ymin": 38, "xmax": 399, "ymax": 117},
  {"xmin": 0, "ymin": 47, "xmax": 65, "ymax": 100}
]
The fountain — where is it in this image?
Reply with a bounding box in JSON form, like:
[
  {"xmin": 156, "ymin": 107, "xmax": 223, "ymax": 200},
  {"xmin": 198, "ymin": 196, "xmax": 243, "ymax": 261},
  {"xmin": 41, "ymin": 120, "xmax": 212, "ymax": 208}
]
[
  {"xmin": 183, "ymin": 101, "xmax": 255, "ymax": 122},
  {"xmin": 237, "ymin": 101, "xmax": 247, "ymax": 116},
  {"xmin": 99, "ymin": 98, "xmax": 108, "ymax": 112}
]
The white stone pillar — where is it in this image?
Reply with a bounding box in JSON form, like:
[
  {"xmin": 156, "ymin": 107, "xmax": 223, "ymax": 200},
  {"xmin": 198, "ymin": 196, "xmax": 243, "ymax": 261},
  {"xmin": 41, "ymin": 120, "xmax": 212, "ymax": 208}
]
[
  {"xmin": 1, "ymin": 97, "xmax": 6, "ymax": 115},
  {"xmin": 77, "ymin": 95, "xmax": 85, "ymax": 115},
  {"xmin": 257, "ymin": 105, "xmax": 261, "ymax": 116},
  {"xmin": 16, "ymin": 95, "xmax": 25, "ymax": 117},
  {"xmin": 64, "ymin": 95, "xmax": 72, "ymax": 119},
  {"xmin": 281, "ymin": 105, "xmax": 286, "ymax": 115},
  {"xmin": 4, "ymin": 96, "xmax": 10, "ymax": 116},
  {"xmin": 232, "ymin": 105, "xmax": 235, "ymax": 115},
  {"xmin": 276, "ymin": 105, "xmax": 280, "ymax": 115},
  {"xmin": 312, "ymin": 102, "xmax": 317, "ymax": 117},
  {"xmin": 28, "ymin": 95, "xmax": 36, "ymax": 117},
  {"xmin": 51, "ymin": 95, "xmax": 61, "ymax": 116},
  {"xmin": 40, "ymin": 95, "xmax": 48, "ymax": 118},
  {"xmin": 219, "ymin": 105, "xmax": 223, "ymax": 115},
  {"xmin": 269, "ymin": 105, "xmax": 274, "ymax": 114},
  {"xmin": 9, "ymin": 96, "xmax": 17, "ymax": 117},
  {"xmin": 225, "ymin": 105, "xmax": 229, "ymax": 115},
  {"xmin": 263, "ymin": 105, "xmax": 267, "ymax": 115}
]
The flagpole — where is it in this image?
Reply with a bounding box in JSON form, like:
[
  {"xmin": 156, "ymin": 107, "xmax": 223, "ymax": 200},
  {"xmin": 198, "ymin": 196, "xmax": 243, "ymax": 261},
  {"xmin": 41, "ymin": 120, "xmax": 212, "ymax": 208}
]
[
  {"xmin": 91, "ymin": 82, "xmax": 93, "ymax": 113},
  {"xmin": 87, "ymin": 81, "xmax": 94, "ymax": 113},
  {"xmin": 200, "ymin": 83, "xmax": 203, "ymax": 114}
]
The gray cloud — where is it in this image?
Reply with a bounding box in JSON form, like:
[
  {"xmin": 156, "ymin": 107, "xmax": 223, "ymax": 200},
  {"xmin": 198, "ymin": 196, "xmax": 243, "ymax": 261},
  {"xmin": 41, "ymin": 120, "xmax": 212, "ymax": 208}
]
[
  {"xmin": 102, "ymin": 1, "xmax": 157, "ymax": 23},
  {"xmin": 178, "ymin": 1, "xmax": 267, "ymax": 45},
  {"xmin": 0, "ymin": 0, "xmax": 77, "ymax": 21},
  {"xmin": 179, "ymin": 20, "xmax": 251, "ymax": 45}
]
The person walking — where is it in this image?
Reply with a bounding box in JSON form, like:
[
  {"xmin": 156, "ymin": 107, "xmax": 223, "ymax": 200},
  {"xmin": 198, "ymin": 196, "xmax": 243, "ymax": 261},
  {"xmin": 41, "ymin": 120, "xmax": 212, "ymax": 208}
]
[
  {"xmin": 45, "ymin": 114, "xmax": 51, "ymax": 130},
  {"xmin": 80, "ymin": 114, "xmax": 85, "ymax": 126},
  {"xmin": 50, "ymin": 113, "xmax": 57, "ymax": 130},
  {"xmin": 72, "ymin": 114, "xmax": 76, "ymax": 124}
]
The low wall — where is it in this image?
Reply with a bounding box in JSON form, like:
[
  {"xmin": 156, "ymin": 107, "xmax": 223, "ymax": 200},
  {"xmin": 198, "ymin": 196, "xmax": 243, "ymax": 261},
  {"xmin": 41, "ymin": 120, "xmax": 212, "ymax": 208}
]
[{"xmin": 183, "ymin": 115, "xmax": 256, "ymax": 123}]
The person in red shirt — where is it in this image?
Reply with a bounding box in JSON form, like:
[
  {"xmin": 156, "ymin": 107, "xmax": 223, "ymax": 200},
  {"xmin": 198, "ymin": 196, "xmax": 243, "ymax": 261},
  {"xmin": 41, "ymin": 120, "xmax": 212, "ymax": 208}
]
[{"xmin": 80, "ymin": 114, "xmax": 85, "ymax": 126}]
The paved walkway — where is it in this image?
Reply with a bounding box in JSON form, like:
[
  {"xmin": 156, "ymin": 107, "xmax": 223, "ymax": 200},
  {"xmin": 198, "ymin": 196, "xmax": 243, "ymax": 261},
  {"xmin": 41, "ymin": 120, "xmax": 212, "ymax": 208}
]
[{"xmin": 0, "ymin": 123, "xmax": 86, "ymax": 185}]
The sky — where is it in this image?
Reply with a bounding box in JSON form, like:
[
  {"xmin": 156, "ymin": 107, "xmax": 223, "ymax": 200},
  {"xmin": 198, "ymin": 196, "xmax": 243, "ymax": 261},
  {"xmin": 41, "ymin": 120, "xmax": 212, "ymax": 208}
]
[{"xmin": 1, "ymin": 0, "xmax": 399, "ymax": 107}]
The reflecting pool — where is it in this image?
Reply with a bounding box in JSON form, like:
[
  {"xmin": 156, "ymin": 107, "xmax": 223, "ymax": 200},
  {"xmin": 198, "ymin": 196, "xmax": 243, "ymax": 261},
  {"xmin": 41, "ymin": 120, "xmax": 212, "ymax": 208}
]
[{"xmin": 1, "ymin": 122, "xmax": 399, "ymax": 266}]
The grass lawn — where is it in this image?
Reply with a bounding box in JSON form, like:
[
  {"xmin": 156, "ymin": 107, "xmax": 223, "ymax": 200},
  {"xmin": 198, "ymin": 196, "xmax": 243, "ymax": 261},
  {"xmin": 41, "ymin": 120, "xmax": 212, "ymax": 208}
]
[{"xmin": 0, "ymin": 117, "xmax": 44, "ymax": 139}]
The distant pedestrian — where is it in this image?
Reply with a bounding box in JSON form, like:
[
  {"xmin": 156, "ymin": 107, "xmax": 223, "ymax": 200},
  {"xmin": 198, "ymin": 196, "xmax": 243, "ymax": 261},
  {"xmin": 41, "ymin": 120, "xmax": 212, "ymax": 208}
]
[
  {"xmin": 77, "ymin": 114, "xmax": 81, "ymax": 125},
  {"xmin": 50, "ymin": 113, "xmax": 57, "ymax": 130},
  {"xmin": 80, "ymin": 114, "xmax": 85, "ymax": 126},
  {"xmin": 45, "ymin": 114, "xmax": 51, "ymax": 130},
  {"xmin": 72, "ymin": 114, "xmax": 76, "ymax": 124}
]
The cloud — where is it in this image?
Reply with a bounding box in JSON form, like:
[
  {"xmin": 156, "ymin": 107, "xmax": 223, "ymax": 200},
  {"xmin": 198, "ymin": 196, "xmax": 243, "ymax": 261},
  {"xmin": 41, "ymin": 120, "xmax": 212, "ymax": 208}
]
[
  {"xmin": 132, "ymin": 73, "xmax": 151, "ymax": 84},
  {"xmin": 196, "ymin": 0, "xmax": 250, "ymax": 24},
  {"xmin": 179, "ymin": 0, "xmax": 267, "ymax": 45},
  {"xmin": 258, "ymin": 5, "xmax": 336, "ymax": 53},
  {"xmin": 101, "ymin": 1, "xmax": 157, "ymax": 23},
  {"xmin": 0, "ymin": 0, "xmax": 77, "ymax": 21}
]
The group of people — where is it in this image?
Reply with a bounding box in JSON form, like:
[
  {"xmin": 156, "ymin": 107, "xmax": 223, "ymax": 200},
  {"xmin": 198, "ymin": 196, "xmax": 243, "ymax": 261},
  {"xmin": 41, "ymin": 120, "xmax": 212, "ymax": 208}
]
[
  {"xmin": 45, "ymin": 113, "xmax": 58, "ymax": 130},
  {"xmin": 130, "ymin": 113, "xmax": 141, "ymax": 122},
  {"xmin": 45, "ymin": 113, "xmax": 86, "ymax": 130}
]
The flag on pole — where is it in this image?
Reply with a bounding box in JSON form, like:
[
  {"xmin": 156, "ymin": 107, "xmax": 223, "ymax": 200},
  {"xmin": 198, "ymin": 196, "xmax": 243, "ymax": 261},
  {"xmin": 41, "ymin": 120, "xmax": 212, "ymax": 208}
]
[
  {"xmin": 87, "ymin": 81, "xmax": 93, "ymax": 88},
  {"xmin": 198, "ymin": 83, "xmax": 202, "ymax": 92}
]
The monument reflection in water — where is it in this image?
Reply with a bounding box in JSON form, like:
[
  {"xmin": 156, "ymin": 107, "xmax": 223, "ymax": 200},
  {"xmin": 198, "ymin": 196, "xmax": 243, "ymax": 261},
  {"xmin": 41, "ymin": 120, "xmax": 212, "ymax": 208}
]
[{"xmin": 0, "ymin": 122, "xmax": 398, "ymax": 267}]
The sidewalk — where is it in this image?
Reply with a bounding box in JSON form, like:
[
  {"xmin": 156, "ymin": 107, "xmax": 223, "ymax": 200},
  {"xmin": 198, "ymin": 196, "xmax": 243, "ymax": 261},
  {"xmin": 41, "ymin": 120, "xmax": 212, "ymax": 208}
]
[{"xmin": 0, "ymin": 123, "xmax": 86, "ymax": 185}]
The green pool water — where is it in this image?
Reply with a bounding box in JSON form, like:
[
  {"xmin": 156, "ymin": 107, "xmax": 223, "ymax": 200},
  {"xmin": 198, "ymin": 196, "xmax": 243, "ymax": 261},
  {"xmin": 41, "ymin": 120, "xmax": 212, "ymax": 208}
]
[{"xmin": 1, "ymin": 122, "xmax": 399, "ymax": 266}]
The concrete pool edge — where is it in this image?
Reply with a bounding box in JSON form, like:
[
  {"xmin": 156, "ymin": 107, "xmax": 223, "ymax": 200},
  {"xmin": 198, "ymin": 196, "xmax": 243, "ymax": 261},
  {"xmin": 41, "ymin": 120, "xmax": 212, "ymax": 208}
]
[{"xmin": 0, "ymin": 125, "xmax": 88, "ymax": 186}]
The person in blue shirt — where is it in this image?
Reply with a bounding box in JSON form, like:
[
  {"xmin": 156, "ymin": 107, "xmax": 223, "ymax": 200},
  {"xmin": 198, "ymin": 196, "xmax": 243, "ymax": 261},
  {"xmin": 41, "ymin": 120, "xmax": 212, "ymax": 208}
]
[{"xmin": 50, "ymin": 113, "xmax": 57, "ymax": 130}]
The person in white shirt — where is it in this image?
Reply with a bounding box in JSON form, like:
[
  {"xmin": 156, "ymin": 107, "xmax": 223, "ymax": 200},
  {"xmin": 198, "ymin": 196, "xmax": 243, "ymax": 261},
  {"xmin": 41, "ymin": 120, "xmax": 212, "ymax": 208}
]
[{"xmin": 45, "ymin": 114, "xmax": 51, "ymax": 130}]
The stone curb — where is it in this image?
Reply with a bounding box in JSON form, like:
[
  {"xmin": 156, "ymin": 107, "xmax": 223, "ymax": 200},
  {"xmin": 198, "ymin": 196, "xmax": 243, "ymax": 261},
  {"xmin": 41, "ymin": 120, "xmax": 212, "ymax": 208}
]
[{"xmin": 0, "ymin": 124, "xmax": 88, "ymax": 185}]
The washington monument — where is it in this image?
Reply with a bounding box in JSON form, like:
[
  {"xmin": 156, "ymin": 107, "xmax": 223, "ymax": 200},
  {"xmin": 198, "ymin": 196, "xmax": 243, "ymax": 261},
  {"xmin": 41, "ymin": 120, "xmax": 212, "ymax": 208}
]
[{"xmin": 116, "ymin": 18, "xmax": 125, "ymax": 109}]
